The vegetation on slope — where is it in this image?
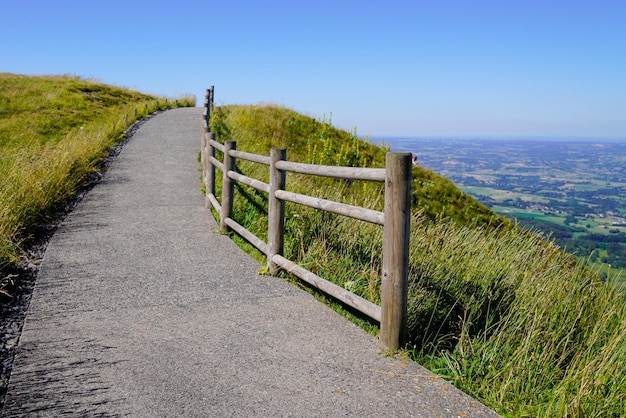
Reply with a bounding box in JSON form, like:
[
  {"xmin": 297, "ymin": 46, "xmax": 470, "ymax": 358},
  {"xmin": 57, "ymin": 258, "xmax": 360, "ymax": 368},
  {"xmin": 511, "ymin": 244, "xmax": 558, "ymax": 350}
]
[
  {"xmin": 0, "ymin": 73, "xmax": 195, "ymax": 274},
  {"xmin": 211, "ymin": 105, "xmax": 504, "ymax": 229},
  {"xmin": 210, "ymin": 104, "xmax": 626, "ymax": 417}
]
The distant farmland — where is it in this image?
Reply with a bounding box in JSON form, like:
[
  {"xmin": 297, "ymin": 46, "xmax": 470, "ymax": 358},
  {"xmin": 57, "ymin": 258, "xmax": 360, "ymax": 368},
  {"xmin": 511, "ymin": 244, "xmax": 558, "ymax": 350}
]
[{"xmin": 383, "ymin": 137, "xmax": 626, "ymax": 281}]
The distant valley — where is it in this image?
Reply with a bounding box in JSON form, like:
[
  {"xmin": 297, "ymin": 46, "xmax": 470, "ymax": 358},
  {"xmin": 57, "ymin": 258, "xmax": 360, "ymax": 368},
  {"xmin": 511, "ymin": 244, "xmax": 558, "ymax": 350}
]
[{"xmin": 381, "ymin": 137, "xmax": 626, "ymax": 281}]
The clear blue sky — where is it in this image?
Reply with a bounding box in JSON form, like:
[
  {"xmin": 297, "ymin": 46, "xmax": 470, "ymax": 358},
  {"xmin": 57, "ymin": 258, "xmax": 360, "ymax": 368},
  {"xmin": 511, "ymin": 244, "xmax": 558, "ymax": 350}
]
[{"xmin": 2, "ymin": 0, "xmax": 625, "ymax": 138}]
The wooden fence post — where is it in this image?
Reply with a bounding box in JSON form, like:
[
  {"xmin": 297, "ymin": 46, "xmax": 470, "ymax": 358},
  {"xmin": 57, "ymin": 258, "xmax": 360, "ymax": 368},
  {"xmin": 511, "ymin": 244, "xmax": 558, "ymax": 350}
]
[
  {"xmin": 220, "ymin": 141, "xmax": 236, "ymax": 233},
  {"xmin": 268, "ymin": 147, "xmax": 287, "ymax": 274},
  {"xmin": 380, "ymin": 152, "xmax": 412, "ymax": 351},
  {"xmin": 209, "ymin": 85, "xmax": 214, "ymax": 114},
  {"xmin": 204, "ymin": 88, "xmax": 211, "ymax": 127},
  {"xmin": 204, "ymin": 86, "xmax": 214, "ymax": 127},
  {"xmin": 201, "ymin": 112, "xmax": 208, "ymax": 193},
  {"xmin": 206, "ymin": 132, "xmax": 216, "ymax": 208}
]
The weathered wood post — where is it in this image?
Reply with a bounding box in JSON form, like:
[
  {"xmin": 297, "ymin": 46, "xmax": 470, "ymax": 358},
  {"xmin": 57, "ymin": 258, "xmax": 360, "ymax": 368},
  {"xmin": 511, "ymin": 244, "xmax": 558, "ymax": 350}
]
[
  {"xmin": 206, "ymin": 132, "xmax": 216, "ymax": 207},
  {"xmin": 201, "ymin": 126, "xmax": 207, "ymax": 184},
  {"xmin": 220, "ymin": 141, "xmax": 236, "ymax": 233},
  {"xmin": 203, "ymin": 88, "xmax": 211, "ymax": 127},
  {"xmin": 209, "ymin": 85, "xmax": 214, "ymax": 113},
  {"xmin": 380, "ymin": 152, "xmax": 412, "ymax": 351},
  {"xmin": 204, "ymin": 86, "xmax": 214, "ymax": 127},
  {"xmin": 268, "ymin": 148, "xmax": 287, "ymax": 274}
]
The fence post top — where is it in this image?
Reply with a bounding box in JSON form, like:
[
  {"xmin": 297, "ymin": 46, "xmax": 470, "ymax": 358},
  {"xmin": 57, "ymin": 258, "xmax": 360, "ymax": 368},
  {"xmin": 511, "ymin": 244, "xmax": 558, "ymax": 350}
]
[
  {"xmin": 385, "ymin": 152, "xmax": 413, "ymax": 168},
  {"xmin": 386, "ymin": 151, "xmax": 412, "ymax": 157}
]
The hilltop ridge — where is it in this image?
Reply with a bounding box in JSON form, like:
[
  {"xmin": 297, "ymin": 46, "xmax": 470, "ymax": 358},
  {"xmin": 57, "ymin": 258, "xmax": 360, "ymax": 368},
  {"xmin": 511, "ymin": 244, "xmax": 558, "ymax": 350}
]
[
  {"xmin": 0, "ymin": 73, "xmax": 195, "ymax": 269},
  {"xmin": 210, "ymin": 104, "xmax": 506, "ymax": 230}
]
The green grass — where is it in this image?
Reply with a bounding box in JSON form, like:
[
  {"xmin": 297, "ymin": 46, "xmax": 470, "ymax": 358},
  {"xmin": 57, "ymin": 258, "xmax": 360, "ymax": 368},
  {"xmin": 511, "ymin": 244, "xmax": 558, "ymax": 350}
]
[
  {"xmin": 209, "ymin": 104, "xmax": 626, "ymax": 417},
  {"xmin": 408, "ymin": 219, "xmax": 626, "ymax": 416},
  {"xmin": 0, "ymin": 73, "xmax": 195, "ymax": 271}
]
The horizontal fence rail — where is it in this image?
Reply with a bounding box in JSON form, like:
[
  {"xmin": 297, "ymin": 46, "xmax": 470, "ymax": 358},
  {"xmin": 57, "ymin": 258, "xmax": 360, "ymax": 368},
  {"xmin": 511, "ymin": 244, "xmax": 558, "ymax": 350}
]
[
  {"xmin": 274, "ymin": 160, "xmax": 386, "ymax": 182},
  {"xmin": 273, "ymin": 190, "xmax": 385, "ymax": 225},
  {"xmin": 201, "ymin": 87, "xmax": 411, "ymax": 350}
]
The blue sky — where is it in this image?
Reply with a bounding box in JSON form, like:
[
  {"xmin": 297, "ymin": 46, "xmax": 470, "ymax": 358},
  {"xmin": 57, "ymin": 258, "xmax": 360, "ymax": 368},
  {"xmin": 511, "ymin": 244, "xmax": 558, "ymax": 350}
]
[{"xmin": 2, "ymin": 0, "xmax": 625, "ymax": 138}]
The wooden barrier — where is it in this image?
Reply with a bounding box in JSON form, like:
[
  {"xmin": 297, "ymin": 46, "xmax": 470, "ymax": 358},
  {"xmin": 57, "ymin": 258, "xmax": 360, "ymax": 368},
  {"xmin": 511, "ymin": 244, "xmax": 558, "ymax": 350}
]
[{"xmin": 201, "ymin": 87, "xmax": 410, "ymax": 351}]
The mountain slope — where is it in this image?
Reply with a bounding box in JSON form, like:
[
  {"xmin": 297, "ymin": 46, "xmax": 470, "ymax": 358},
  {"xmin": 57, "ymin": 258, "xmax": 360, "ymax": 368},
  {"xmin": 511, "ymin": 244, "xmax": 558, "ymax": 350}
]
[
  {"xmin": 210, "ymin": 104, "xmax": 626, "ymax": 417},
  {"xmin": 211, "ymin": 104, "xmax": 506, "ymax": 229}
]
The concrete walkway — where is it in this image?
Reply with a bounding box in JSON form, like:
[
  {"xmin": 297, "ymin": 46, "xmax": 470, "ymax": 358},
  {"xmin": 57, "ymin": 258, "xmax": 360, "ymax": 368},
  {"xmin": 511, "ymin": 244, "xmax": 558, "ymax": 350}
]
[{"xmin": 3, "ymin": 108, "xmax": 498, "ymax": 417}]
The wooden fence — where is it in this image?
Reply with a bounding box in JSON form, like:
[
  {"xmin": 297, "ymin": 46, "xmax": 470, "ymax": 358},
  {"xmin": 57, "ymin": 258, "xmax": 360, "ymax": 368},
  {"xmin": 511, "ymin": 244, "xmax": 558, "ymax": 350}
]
[{"xmin": 200, "ymin": 87, "xmax": 411, "ymax": 350}]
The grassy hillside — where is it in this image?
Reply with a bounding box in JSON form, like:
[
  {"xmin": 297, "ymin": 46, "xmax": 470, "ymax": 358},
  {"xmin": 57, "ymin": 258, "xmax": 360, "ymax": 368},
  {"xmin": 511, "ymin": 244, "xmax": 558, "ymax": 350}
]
[
  {"xmin": 0, "ymin": 73, "xmax": 195, "ymax": 272},
  {"xmin": 210, "ymin": 104, "xmax": 626, "ymax": 417},
  {"xmin": 211, "ymin": 105, "xmax": 505, "ymax": 229}
]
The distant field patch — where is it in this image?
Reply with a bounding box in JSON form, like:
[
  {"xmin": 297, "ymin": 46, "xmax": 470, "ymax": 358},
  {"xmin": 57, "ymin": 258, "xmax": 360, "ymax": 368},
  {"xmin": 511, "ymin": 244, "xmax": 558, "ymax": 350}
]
[{"xmin": 463, "ymin": 186, "xmax": 549, "ymax": 203}]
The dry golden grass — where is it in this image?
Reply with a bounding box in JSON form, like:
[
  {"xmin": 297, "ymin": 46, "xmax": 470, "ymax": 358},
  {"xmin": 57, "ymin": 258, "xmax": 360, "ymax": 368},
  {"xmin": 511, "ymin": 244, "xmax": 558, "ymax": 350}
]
[{"xmin": 0, "ymin": 73, "xmax": 195, "ymax": 268}]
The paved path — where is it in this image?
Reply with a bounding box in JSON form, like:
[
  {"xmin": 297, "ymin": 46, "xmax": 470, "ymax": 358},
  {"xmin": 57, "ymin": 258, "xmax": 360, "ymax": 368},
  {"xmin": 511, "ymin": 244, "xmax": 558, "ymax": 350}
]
[{"xmin": 3, "ymin": 108, "xmax": 498, "ymax": 417}]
